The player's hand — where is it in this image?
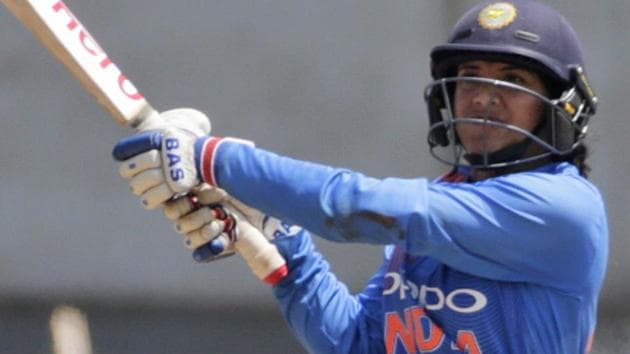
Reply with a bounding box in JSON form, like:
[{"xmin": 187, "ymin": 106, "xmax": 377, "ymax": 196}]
[
  {"xmin": 112, "ymin": 107, "xmax": 251, "ymax": 209},
  {"xmin": 163, "ymin": 184, "xmax": 236, "ymax": 258},
  {"xmin": 162, "ymin": 184, "xmax": 270, "ymax": 259},
  {"xmin": 166, "ymin": 185, "xmax": 291, "ymax": 284}
]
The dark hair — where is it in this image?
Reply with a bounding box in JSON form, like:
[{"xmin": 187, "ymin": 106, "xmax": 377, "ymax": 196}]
[{"xmin": 554, "ymin": 144, "xmax": 590, "ymax": 177}]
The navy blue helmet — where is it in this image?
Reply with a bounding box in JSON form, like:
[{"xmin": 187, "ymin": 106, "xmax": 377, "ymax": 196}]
[{"xmin": 425, "ymin": 0, "xmax": 598, "ymax": 169}]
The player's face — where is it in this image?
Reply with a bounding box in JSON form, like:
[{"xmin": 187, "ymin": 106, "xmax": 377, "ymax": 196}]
[{"xmin": 453, "ymin": 60, "xmax": 548, "ymax": 155}]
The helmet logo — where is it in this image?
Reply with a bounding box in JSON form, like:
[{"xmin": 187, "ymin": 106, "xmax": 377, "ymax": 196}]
[{"xmin": 478, "ymin": 2, "xmax": 517, "ymax": 30}]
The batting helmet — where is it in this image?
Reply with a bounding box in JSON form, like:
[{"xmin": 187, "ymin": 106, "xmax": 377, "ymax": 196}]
[{"xmin": 425, "ymin": 0, "xmax": 598, "ymax": 169}]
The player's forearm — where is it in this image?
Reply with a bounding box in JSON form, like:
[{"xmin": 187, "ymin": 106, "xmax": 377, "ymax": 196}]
[
  {"xmin": 210, "ymin": 141, "xmax": 424, "ymax": 245},
  {"xmin": 210, "ymin": 141, "xmax": 344, "ymax": 240}
]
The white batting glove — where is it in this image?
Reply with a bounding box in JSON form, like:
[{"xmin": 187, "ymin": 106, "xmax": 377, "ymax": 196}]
[
  {"xmin": 163, "ymin": 184, "xmax": 235, "ymax": 252},
  {"xmin": 164, "ymin": 185, "xmax": 299, "ymax": 252},
  {"xmin": 112, "ymin": 108, "xmax": 212, "ymax": 209},
  {"xmin": 165, "ymin": 185, "xmax": 289, "ymax": 284}
]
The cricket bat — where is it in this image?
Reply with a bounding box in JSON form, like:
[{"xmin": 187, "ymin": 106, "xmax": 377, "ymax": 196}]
[{"xmin": 1, "ymin": 0, "xmax": 287, "ymax": 284}]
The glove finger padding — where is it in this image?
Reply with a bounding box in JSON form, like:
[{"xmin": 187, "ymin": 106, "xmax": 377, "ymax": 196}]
[
  {"xmin": 128, "ymin": 168, "xmax": 164, "ymax": 196},
  {"xmin": 177, "ymin": 205, "xmax": 236, "ymax": 250},
  {"xmin": 163, "ymin": 194, "xmax": 197, "ymax": 220},
  {"xmin": 192, "ymin": 238, "xmax": 236, "ymax": 263},
  {"xmin": 140, "ymin": 184, "xmax": 174, "ymax": 210},
  {"xmin": 184, "ymin": 226, "xmax": 233, "ymax": 251},
  {"xmin": 164, "ymin": 185, "xmax": 230, "ymax": 221},
  {"xmin": 118, "ymin": 150, "xmax": 161, "ymax": 179},
  {"xmin": 194, "ymin": 184, "xmax": 229, "ymax": 205},
  {"xmin": 175, "ymin": 207, "xmax": 221, "ymax": 234}
]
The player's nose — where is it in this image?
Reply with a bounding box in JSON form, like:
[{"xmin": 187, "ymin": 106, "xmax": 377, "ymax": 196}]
[{"xmin": 471, "ymin": 84, "xmax": 501, "ymax": 109}]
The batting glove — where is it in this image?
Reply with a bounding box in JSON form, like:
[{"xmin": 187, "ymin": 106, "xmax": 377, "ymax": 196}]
[
  {"xmin": 163, "ymin": 184, "xmax": 235, "ymax": 254},
  {"xmin": 165, "ymin": 185, "xmax": 290, "ymax": 285},
  {"xmin": 112, "ymin": 107, "xmax": 252, "ymax": 209}
]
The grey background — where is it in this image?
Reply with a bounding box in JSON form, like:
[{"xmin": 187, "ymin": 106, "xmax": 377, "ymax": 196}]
[{"xmin": 0, "ymin": 0, "xmax": 627, "ymax": 352}]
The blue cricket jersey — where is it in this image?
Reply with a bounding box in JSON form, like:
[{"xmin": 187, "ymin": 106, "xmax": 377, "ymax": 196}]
[{"xmin": 210, "ymin": 141, "xmax": 608, "ymax": 354}]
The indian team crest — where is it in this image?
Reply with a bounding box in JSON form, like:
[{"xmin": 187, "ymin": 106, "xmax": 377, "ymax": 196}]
[{"xmin": 478, "ymin": 2, "xmax": 517, "ymax": 30}]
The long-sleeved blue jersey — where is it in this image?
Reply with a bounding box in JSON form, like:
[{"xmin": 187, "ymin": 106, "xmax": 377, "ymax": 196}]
[{"xmin": 211, "ymin": 141, "xmax": 608, "ymax": 354}]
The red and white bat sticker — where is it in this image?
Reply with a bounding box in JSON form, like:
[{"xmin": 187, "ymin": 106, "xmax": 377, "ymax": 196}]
[{"xmin": 34, "ymin": 0, "xmax": 147, "ymax": 123}]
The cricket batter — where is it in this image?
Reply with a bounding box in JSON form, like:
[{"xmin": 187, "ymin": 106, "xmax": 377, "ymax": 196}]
[{"xmin": 112, "ymin": 1, "xmax": 608, "ymax": 353}]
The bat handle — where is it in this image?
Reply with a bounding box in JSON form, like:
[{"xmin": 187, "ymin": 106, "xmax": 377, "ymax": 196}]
[
  {"xmin": 233, "ymin": 220, "xmax": 288, "ymax": 285},
  {"xmin": 132, "ymin": 106, "xmax": 168, "ymax": 131}
]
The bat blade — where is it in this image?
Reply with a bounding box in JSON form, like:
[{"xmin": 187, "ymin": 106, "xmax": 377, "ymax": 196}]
[{"xmin": 1, "ymin": 0, "xmax": 157, "ymax": 128}]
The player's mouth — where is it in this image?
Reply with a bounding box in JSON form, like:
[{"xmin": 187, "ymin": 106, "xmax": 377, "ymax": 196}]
[{"xmin": 458, "ymin": 113, "xmax": 507, "ymax": 124}]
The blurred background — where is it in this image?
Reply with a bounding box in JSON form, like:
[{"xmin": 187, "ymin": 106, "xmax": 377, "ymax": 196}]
[{"xmin": 0, "ymin": 0, "xmax": 627, "ymax": 353}]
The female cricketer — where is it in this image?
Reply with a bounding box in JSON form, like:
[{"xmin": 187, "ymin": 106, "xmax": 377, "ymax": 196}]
[{"xmin": 112, "ymin": 1, "xmax": 608, "ymax": 353}]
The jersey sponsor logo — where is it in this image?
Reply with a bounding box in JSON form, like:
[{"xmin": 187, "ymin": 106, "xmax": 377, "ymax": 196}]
[
  {"xmin": 385, "ymin": 306, "xmax": 482, "ymax": 354},
  {"xmin": 383, "ymin": 272, "xmax": 488, "ymax": 314}
]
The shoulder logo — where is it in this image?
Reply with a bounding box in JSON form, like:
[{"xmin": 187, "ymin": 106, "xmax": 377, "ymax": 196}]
[{"xmin": 478, "ymin": 2, "xmax": 517, "ymax": 30}]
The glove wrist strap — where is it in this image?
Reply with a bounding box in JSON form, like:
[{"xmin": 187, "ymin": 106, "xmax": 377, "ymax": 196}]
[
  {"xmin": 196, "ymin": 137, "xmax": 255, "ymax": 187},
  {"xmin": 196, "ymin": 137, "xmax": 223, "ymax": 186}
]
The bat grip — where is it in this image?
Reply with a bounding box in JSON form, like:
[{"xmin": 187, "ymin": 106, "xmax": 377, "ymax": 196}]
[{"xmin": 233, "ymin": 221, "xmax": 288, "ymax": 285}]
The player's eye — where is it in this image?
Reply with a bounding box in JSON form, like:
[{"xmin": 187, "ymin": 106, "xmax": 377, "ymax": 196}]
[
  {"xmin": 455, "ymin": 70, "xmax": 481, "ymax": 91},
  {"xmin": 457, "ymin": 69, "xmax": 477, "ymax": 77},
  {"xmin": 503, "ymin": 74, "xmax": 525, "ymax": 85},
  {"xmin": 455, "ymin": 78, "xmax": 479, "ymax": 92}
]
